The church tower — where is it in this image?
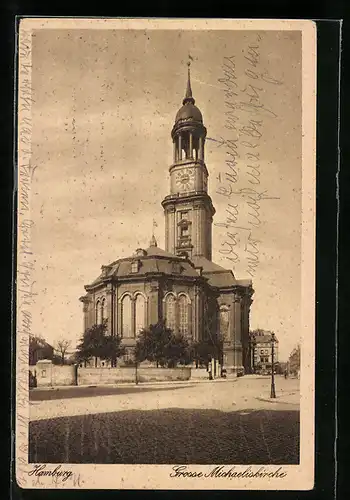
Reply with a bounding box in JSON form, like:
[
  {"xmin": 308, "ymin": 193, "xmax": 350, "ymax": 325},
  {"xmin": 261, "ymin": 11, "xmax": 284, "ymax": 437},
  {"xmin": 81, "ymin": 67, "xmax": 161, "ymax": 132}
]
[{"xmin": 162, "ymin": 62, "xmax": 215, "ymax": 260}]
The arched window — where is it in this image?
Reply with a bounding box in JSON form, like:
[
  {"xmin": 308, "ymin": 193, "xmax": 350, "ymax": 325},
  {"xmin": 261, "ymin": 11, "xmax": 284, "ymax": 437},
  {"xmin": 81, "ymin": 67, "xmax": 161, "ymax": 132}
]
[
  {"xmin": 101, "ymin": 298, "xmax": 106, "ymax": 322},
  {"xmin": 121, "ymin": 295, "xmax": 132, "ymax": 338},
  {"xmin": 165, "ymin": 294, "xmax": 176, "ymax": 332},
  {"xmin": 135, "ymin": 294, "xmax": 145, "ymax": 335},
  {"xmin": 96, "ymin": 300, "xmax": 102, "ymax": 324},
  {"xmin": 178, "ymin": 295, "xmax": 189, "ymax": 336},
  {"xmin": 219, "ymin": 306, "xmax": 230, "ymax": 341}
]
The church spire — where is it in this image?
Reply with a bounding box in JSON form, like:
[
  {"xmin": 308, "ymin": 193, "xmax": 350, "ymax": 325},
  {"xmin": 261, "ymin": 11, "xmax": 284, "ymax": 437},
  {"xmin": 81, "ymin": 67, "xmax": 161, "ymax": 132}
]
[
  {"xmin": 150, "ymin": 219, "xmax": 158, "ymax": 247},
  {"xmin": 149, "ymin": 234, "xmax": 157, "ymax": 247},
  {"xmin": 183, "ymin": 60, "xmax": 195, "ymax": 105},
  {"xmin": 163, "ymin": 61, "xmax": 213, "ymax": 260}
]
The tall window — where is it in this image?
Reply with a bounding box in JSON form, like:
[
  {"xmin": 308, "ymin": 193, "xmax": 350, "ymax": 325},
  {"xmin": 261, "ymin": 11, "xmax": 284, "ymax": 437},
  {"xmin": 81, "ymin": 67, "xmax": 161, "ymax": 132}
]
[
  {"xmin": 178, "ymin": 295, "xmax": 189, "ymax": 336},
  {"xmin": 121, "ymin": 295, "xmax": 132, "ymax": 338},
  {"xmin": 165, "ymin": 295, "xmax": 176, "ymax": 332},
  {"xmin": 101, "ymin": 298, "xmax": 105, "ymax": 322},
  {"xmin": 135, "ymin": 294, "xmax": 145, "ymax": 335},
  {"xmin": 96, "ymin": 300, "xmax": 102, "ymax": 324}
]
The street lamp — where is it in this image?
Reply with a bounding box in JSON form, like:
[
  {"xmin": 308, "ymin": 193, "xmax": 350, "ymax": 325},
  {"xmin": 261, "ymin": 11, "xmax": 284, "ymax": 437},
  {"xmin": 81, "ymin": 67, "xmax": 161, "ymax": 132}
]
[
  {"xmin": 270, "ymin": 332, "xmax": 276, "ymax": 398},
  {"xmin": 250, "ymin": 334, "xmax": 256, "ymax": 374},
  {"xmin": 135, "ymin": 360, "xmax": 139, "ymax": 385}
]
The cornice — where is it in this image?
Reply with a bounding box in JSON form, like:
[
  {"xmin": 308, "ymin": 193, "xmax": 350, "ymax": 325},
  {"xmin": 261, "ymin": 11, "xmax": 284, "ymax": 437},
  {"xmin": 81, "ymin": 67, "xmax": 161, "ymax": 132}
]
[
  {"xmin": 171, "ymin": 121, "xmax": 207, "ymax": 139},
  {"xmin": 169, "ymin": 160, "xmax": 209, "ymax": 177},
  {"xmin": 161, "ymin": 191, "xmax": 216, "ymax": 216}
]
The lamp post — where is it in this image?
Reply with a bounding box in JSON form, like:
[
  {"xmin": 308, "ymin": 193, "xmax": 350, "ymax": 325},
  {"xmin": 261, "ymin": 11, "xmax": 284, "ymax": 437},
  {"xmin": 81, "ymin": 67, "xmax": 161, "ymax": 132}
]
[
  {"xmin": 270, "ymin": 333, "xmax": 276, "ymax": 398},
  {"xmin": 250, "ymin": 334, "xmax": 256, "ymax": 374},
  {"xmin": 134, "ymin": 360, "xmax": 138, "ymax": 385}
]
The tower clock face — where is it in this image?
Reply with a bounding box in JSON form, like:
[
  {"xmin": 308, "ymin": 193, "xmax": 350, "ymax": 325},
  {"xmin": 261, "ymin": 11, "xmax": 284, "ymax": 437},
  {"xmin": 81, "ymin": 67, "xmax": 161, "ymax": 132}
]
[{"xmin": 175, "ymin": 168, "xmax": 195, "ymax": 191}]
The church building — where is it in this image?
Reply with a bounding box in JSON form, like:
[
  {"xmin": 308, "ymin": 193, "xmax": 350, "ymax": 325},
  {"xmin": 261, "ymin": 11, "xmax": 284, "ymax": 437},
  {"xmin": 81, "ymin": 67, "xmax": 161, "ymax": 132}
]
[{"xmin": 79, "ymin": 65, "xmax": 254, "ymax": 376}]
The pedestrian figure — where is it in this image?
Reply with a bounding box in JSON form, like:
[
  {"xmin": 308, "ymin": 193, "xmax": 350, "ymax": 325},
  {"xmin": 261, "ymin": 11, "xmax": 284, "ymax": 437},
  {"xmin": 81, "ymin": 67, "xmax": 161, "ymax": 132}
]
[
  {"xmin": 208, "ymin": 361, "xmax": 213, "ymax": 380},
  {"xmin": 284, "ymin": 369, "xmax": 288, "ymax": 379}
]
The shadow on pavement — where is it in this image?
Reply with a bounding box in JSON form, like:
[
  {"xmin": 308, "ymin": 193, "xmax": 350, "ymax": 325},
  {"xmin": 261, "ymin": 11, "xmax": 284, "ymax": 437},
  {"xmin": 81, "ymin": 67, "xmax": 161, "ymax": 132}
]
[
  {"xmin": 30, "ymin": 384, "xmax": 197, "ymax": 401},
  {"xmin": 29, "ymin": 408, "xmax": 299, "ymax": 465}
]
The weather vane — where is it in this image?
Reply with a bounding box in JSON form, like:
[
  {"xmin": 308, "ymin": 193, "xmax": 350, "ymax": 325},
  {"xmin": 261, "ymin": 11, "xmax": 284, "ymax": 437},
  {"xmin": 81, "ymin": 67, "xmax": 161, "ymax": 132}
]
[{"xmin": 152, "ymin": 218, "xmax": 158, "ymax": 234}]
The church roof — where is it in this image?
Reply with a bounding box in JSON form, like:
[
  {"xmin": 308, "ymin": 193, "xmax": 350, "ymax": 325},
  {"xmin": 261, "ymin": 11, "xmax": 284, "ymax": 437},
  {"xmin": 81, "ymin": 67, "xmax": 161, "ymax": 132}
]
[
  {"xmin": 85, "ymin": 246, "xmax": 202, "ymax": 289},
  {"xmin": 205, "ymin": 271, "xmax": 237, "ymax": 288},
  {"xmin": 191, "ymin": 256, "xmax": 230, "ymax": 273},
  {"xmin": 191, "ymin": 256, "xmax": 237, "ymax": 288},
  {"xmin": 236, "ymin": 278, "xmax": 253, "ymax": 287},
  {"xmin": 86, "ymin": 250, "xmax": 253, "ymax": 290},
  {"xmin": 191, "ymin": 257, "xmax": 252, "ymax": 289},
  {"xmin": 143, "ymin": 245, "xmax": 178, "ymax": 259}
]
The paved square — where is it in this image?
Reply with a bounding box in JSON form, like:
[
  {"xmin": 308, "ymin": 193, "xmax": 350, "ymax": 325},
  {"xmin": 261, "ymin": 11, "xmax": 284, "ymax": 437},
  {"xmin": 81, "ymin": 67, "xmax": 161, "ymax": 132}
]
[{"xmin": 29, "ymin": 376, "xmax": 299, "ymax": 464}]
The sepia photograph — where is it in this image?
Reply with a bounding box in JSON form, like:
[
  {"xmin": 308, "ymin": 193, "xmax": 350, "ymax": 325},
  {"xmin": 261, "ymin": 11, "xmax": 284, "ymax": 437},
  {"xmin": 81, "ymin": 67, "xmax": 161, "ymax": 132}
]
[{"xmin": 16, "ymin": 18, "xmax": 316, "ymax": 490}]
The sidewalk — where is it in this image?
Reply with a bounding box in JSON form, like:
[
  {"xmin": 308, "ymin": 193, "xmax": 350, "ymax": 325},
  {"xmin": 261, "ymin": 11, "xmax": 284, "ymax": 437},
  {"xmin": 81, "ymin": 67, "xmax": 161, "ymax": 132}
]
[
  {"xmin": 256, "ymin": 390, "xmax": 300, "ymax": 406},
  {"xmin": 30, "ymin": 378, "xmax": 241, "ymax": 421},
  {"xmin": 29, "ymin": 376, "xmax": 297, "ymax": 422},
  {"xmin": 30, "ymin": 376, "xmax": 235, "ymax": 395}
]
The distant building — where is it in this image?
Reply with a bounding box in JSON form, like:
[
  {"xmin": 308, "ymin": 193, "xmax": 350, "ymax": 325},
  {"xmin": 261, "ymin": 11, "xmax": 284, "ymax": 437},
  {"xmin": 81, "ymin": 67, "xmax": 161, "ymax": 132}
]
[
  {"xmin": 29, "ymin": 336, "xmax": 54, "ymax": 366},
  {"xmin": 250, "ymin": 331, "xmax": 279, "ymax": 373}
]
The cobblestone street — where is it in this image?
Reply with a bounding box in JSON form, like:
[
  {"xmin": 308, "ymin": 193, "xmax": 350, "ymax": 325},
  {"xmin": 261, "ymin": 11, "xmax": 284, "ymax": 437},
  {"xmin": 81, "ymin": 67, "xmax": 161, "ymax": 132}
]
[{"xmin": 29, "ymin": 376, "xmax": 300, "ymax": 465}]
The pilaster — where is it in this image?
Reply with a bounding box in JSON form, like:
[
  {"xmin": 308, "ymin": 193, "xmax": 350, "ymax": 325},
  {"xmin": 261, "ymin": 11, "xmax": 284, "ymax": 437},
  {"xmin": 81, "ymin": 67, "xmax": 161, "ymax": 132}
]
[
  {"xmin": 148, "ymin": 281, "xmax": 160, "ymax": 325},
  {"xmin": 105, "ymin": 284, "xmax": 113, "ymax": 335},
  {"xmin": 234, "ymin": 293, "xmax": 242, "ymax": 344},
  {"xmin": 165, "ymin": 205, "xmax": 176, "ymax": 254},
  {"xmin": 88, "ymin": 296, "xmax": 95, "ymax": 328},
  {"xmin": 194, "ymin": 286, "xmax": 200, "ymax": 341},
  {"xmin": 187, "ymin": 301, "xmax": 193, "ymax": 339},
  {"xmin": 80, "ymin": 296, "xmax": 90, "ymax": 334},
  {"xmin": 131, "ymin": 296, "xmax": 136, "ymax": 337}
]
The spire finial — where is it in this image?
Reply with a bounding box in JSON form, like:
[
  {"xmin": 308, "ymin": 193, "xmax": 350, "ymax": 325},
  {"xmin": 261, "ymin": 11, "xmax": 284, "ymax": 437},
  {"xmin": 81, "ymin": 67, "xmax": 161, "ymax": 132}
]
[
  {"xmin": 150, "ymin": 234, "xmax": 157, "ymax": 247},
  {"xmin": 183, "ymin": 56, "xmax": 195, "ymax": 105},
  {"xmin": 150, "ymin": 219, "xmax": 158, "ymax": 247}
]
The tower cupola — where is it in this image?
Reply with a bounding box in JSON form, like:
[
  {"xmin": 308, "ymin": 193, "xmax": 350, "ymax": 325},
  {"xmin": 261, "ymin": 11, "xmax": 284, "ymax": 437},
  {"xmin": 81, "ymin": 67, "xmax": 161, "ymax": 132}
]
[
  {"xmin": 171, "ymin": 61, "xmax": 207, "ymax": 163},
  {"xmin": 162, "ymin": 60, "xmax": 215, "ymax": 261}
]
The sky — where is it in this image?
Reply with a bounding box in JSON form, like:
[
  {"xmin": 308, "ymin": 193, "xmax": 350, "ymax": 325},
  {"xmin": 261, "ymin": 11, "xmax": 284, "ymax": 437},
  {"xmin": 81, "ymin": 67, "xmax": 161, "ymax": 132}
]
[{"xmin": 29, "ymin": 28, "xmax": 302, "ymax": 360}]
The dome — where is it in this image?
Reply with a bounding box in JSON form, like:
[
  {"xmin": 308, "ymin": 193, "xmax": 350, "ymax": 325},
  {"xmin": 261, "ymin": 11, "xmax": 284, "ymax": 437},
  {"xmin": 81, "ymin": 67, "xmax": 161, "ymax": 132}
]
[
  {"xmin": 175, "ymin": 103, "xmax": 203, "ymax": 123},
  {"xmin": 174, "ymin": 63, "xmax": 203, "ymax": 124}
]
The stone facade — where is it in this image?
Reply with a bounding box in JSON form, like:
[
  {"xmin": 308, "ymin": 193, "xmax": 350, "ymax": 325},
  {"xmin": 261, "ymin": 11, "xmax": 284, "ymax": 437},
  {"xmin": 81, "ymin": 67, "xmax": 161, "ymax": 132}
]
[{"xmin": 80, "ymin": 65, "xmax": 254, "ymax": 376}]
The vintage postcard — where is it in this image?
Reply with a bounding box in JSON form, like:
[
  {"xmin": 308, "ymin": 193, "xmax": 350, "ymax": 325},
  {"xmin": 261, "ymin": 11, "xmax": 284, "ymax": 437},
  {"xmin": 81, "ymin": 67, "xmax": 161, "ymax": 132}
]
[{"xmin": 16, "ymin": 18, "xmax": 316, "ymax": 490}]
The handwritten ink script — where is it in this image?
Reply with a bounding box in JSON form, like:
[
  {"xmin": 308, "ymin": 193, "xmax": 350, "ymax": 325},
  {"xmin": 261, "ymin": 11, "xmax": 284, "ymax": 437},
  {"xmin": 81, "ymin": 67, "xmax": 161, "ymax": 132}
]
[
  {"xmin": 213, "ymin": 34, "xmax": 282, "ymax": 278},
  {"xmin": 16, "ymin": 27, "xmax": 36, "ymax": 488},
  {"xmin": 170, "ymin": 465, "xmax": 288, "ymax": 479}
]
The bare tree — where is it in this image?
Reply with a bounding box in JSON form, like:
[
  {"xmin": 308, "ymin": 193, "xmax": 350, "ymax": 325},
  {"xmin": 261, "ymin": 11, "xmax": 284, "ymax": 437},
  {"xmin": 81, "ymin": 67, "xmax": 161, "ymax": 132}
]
[{"xmin": 55, "ymin": 339, "xmax": 71, "ymax": 365}]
